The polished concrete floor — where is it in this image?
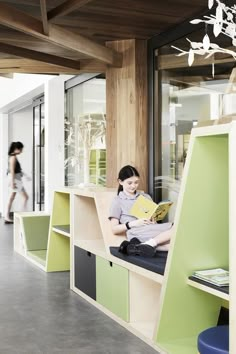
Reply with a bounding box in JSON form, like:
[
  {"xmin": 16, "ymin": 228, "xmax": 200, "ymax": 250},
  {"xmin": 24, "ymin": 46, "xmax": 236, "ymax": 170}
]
[{"xmin": 0, "ymin": 219, "xmax": 159, "ymax": 354}]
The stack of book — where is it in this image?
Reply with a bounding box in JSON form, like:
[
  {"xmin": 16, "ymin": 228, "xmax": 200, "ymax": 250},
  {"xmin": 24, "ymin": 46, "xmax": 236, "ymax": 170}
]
[{"xmin": 191, "ymin": 268, "xmax": 229, "ymax": 287}]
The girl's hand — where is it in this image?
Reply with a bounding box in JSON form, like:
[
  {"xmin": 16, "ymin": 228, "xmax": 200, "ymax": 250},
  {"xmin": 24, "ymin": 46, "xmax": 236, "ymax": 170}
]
[
  {"xmin": 129, "ymin": 218, "xmax": 154, "ymax": 228},
  {"xmin": 11, "ymin": 181, "xmax": 16, "ymax": 189}
]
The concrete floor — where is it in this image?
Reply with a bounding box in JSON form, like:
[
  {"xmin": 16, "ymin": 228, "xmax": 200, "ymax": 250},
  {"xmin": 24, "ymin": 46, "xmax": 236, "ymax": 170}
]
[{"xmin": 0, "ymin": 219, "xmax": 159, "ymax": 354}]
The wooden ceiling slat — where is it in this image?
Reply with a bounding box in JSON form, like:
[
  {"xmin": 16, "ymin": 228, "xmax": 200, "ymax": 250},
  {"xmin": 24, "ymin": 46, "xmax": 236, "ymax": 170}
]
[
  {"xmin": 48, "ymin": 0, "xmax": 94, "ymax": 20},
  {"xmin": 0, "ymin": 42, "xmax": 81, "ymax": 69},
  {"xmin": 40, "ymin": 0, "xmax": 49, "ymax": 35}
]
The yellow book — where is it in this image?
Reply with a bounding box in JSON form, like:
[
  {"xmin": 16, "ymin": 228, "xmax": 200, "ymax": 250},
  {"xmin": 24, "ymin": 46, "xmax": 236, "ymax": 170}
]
[{"xmin": 129, "ymin": 195, "xmax": 173, "ymax": 222}]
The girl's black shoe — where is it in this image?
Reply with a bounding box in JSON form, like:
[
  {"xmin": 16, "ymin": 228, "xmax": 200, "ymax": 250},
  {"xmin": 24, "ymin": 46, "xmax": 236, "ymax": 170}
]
[
  {"xmin": 118, "ymin": 240, "xmax": 130, "ymax": 254},
  {"xmin": 129, "ymin": 237, "xmax": 141, "ymax": 245},
  {"xmin": 126, "ymin": 243, "xmax": 156, "ymax": 257}
]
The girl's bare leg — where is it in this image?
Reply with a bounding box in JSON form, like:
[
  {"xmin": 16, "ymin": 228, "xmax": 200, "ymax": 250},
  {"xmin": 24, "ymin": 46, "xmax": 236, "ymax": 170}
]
[
  {"xmin": 21, "ymin": 190, "xmax": 29, "ymax": 211},
  {"xmin": 153, "ymin": 227, "xmax": 173, "ymax": 246},
  {"xmin": 142, "ymin": 227, "xmax": 173, "ymax": 249},
  {"xmin": 156, "ymin": 242, "xmax": 170, "ymax": 251},
  {"xmin": 5, "ymin": 192, "xmax": 16, "ymax": 220}
]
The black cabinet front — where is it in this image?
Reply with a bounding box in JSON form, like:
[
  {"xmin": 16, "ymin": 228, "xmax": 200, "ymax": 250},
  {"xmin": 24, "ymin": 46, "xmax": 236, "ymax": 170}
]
[{"xmin": 74, "ymin": 246, "xmax": 96, "ymax": 300}]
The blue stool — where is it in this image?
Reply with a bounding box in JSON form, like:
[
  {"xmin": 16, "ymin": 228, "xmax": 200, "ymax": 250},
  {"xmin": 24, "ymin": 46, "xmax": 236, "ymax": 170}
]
[{"xmin": 198, "ymin": 325, "xmax": 229, "ymax": 354}]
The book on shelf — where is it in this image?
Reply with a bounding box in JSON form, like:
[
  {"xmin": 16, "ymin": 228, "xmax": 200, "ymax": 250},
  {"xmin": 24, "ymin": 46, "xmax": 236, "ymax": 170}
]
[
  {"xmin": 191, "ymin": 268, "xmax": 229, "ymax": 287},
  {"xmin": 129, "ymin": 195, "xmax": 173, "ymax": 222}
]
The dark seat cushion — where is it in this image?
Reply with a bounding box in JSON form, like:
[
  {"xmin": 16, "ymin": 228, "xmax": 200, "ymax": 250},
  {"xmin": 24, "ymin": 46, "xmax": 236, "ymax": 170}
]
[{"xmin": 109, "ymin": 247, "xmax": 168, "ymax": 275}]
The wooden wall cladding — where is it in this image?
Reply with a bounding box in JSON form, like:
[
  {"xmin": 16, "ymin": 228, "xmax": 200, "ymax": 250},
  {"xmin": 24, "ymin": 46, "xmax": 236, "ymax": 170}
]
[{"xmin": 106, "ymin": 39, "xmax": 148, "ymax": 191}]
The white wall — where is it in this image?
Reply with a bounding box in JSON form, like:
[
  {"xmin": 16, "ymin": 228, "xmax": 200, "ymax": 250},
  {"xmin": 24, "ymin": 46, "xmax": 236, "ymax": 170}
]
[
  {"xmin": 0, "ymin": 114, "xmax": 8, "ymax": 216},
  {"xmin": 0, "ymin": 74, "xmax": 53, "ymax": 109},
  {"xmin": 44, "ymin": 75, "xmax": 67, "ymax": 211}
]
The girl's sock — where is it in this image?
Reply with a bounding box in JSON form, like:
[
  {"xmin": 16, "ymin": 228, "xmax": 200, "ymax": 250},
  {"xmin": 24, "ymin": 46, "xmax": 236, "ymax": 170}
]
[{"xmin": 141, "ymin": 238, "xmax": 157, "ymax": 248}]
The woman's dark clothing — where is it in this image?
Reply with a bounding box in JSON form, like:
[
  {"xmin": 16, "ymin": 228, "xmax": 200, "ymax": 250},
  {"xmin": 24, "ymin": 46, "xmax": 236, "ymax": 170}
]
[{"xmin": 7, "ymin": 156, "xmax": 22, "ymax": 175}]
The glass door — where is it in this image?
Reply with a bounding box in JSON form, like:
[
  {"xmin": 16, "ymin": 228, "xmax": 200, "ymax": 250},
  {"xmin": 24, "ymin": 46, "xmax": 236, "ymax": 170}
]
[{"xmin": 33, "ymin": 97, "xmax": 45, "ymax": 211}]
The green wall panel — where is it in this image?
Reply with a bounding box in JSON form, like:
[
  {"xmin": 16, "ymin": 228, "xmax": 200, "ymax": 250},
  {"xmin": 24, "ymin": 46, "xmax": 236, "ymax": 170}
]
[
  {"xmin": 96, "ymin": 256, "xmax": 129, "ymax": 322},
  {"xmin": 156, "ymin": 135, "xmax": 229, "ymax": 353}
]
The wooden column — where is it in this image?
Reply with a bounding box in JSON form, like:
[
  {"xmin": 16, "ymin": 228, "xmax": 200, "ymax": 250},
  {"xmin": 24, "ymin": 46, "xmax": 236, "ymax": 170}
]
[{"xmin": 106, "ymin": 39, "xmax": 148, "ymax": 191}]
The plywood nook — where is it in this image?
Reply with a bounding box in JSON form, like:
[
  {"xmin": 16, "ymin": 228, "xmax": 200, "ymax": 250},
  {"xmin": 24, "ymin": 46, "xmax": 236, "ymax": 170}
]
[{"xmin": 13, "ymin": 121, "xmax": 236, "ymax": 353}]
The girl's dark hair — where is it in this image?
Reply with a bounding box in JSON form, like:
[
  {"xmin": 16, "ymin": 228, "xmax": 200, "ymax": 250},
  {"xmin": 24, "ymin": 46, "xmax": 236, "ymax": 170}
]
[
  {"xmin": 117, "ymin": 165, "xmax": 140, "ymax": 194},
  {"xmin": 8, "ymin": 141, "xmax": 24, "ymax": 156}
]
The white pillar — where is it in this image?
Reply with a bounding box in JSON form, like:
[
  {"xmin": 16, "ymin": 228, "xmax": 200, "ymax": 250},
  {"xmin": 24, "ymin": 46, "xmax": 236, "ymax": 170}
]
[
  {"xmin": 44, "ymin": 76, "xmax": 65, "ymax": 212},
  {"xmin": 0, "ymin": 114, "xmax": 9, "ymax": 217}
]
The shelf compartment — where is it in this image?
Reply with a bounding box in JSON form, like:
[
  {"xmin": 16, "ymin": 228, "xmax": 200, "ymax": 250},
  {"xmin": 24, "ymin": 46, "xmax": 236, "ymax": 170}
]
[
  {"xmin": 187, "ymin": 277, "xmax": 229, "ymax": 301},
  {"xmin": 52, "ymin": 225, "xmax": 70, "ymax": 237},
  {"xmin": 129, "ymin": 272, "xmax": 162, "ymax": 339},
  {"xmin": 73, "ymin": 195, "xmax": 104, "ymax": 242},
  {"xmin": 74, "ymin": 246, "xmax": 96, "ymax": 300},
  {"xmin": 27, "ymin": 250, "xmax": 47, "ymax": 267},
  {"xmin": 96, "ymin": 256, "xmax": 129, "ymax": 322}
]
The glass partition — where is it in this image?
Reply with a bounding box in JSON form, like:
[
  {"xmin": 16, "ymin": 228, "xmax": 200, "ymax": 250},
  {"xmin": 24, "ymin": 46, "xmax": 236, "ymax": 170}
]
[
  {"xmin": 65, "ymin": 76, "xmax": 106, "ymax": 187},
  {"xmin": 153, "ymin": 26, "xmax": 236, "ymax": 204}
]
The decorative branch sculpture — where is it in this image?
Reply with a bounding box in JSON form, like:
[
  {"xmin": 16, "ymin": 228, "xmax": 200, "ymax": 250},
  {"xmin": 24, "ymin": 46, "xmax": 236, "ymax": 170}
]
[{"xmin": 173, "ymin": 0, "xmax": 236, "ymax": 67}]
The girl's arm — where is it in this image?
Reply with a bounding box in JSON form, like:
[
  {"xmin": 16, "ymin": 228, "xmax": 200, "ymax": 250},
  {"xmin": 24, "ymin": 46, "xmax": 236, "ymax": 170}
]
[
  {"xmin": 110, "ymin": 217, "xmax": 154, "ymax": 235},
  {"xmin": 9, "ymin": 155, "xmax": 16, "ymax": 189},
  {"xmin": 110, "ymin": 218, "xmax": 127, "ymax": 235}
]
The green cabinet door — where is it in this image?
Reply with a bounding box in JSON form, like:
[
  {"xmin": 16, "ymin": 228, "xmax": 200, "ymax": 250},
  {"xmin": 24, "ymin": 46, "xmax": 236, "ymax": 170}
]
[{"xmin": 96, "ymin": 256, "xmax": 129, "ymax": 322}]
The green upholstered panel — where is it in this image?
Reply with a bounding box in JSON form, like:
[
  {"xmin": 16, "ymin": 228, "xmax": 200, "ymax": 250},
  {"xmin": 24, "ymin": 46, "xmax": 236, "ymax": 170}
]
[
  {"xmin": 156, "ymin": 135, "xmax": 229, "ymax": 354},
  {"xmin": 22, "ymin": 216, "xmax": 50, "ymax": 251},
  {"xmin": 96, "ymin": 256, "xmax": 129, "ymax": 322}
]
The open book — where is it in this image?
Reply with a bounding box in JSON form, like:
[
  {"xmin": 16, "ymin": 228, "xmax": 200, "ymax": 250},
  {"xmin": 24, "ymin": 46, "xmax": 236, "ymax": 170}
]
[
  {"xmin": 191, "ymin": 268, "xmax": 229, "ymax": 287},
  {"xmin": 129, "ymin": 195, "xmax": 173, "ymax": 222}
]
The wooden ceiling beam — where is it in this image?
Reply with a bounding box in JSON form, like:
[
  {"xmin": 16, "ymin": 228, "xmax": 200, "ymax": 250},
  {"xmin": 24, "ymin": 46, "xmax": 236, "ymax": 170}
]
[
  {"xmin": 40, "ymin": 0, "xmax": 49, "ymax": 35},
  {"xmin": 0, "ymin": 73, "xmax": 13, "ymax": 78},
  {"xmin": 0, "ymin": 58, "xmax": 80, "ymax": 74},
  {"xmin": 0, "ymin": 58, "xmax": 107, "ymax": 74},
  {"xmin": 0, "ymin": 3, "xmax": 122, "ymax": 67},
  {"xmin": 48, "ymin": 0, "xmax": 94, "ymax": 20},
  {"xmin": 0, "ymin": 3, "xmax": 44, "ymax": 35},
  {"xmin": 48, "ymin": 24, "xmax": 122, "ymax": 66},
  {"xmin": 158, "ymin": 52, "xmax": 236, "ymax": 70},
  {"xmin": 0, "ymin": 42, "xmax": 80, "ymax": 69}
]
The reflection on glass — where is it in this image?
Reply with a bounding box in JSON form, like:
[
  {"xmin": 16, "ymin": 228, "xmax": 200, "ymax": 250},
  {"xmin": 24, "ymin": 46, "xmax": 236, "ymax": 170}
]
[
  {"xmin": 154, "ymin": 26, "xmax": 236, "ymax": 204},
  {"xmin": 65, "ymin": 77, "xmax": 106, "ymax": 186}
]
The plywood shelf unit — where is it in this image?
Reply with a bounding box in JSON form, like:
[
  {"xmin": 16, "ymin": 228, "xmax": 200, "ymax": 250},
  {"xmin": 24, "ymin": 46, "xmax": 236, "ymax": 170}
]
[
  {"xmin": 14, "ymin": 188, "xmax": 72, "ymax": 272},
  {"xmin": 13, "ymin": 121, "xmax": 236, "ymax": 353},
  {"xmin": 69, "ymin": 187, "xmax": 165, "ymax": 352}
]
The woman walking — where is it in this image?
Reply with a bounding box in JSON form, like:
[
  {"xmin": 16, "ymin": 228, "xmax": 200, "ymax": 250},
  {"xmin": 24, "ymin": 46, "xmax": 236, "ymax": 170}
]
[{"xmin": 5, "ymin": 141, "xmax": 29, "ymax": 223}]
